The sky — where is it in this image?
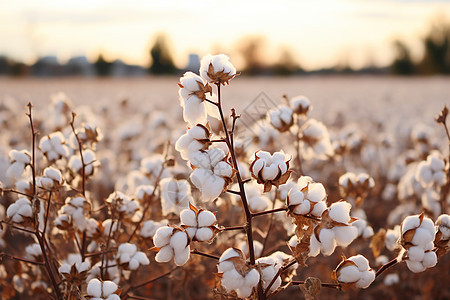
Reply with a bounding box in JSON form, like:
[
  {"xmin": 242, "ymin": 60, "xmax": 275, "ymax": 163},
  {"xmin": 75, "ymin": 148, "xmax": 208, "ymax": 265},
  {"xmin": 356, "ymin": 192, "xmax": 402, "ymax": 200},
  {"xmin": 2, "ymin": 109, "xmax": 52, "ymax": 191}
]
[{"xmin": 0, "ymin": 0, "xmax": 449, "ymax": 70}]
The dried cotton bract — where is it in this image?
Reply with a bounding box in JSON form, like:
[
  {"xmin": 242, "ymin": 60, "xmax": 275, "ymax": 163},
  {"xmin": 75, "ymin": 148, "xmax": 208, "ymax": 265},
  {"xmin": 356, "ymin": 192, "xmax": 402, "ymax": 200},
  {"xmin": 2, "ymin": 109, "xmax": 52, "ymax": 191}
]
[
  {"xmin": 199, "ymin": 54, "xmax": 237, "ymax": 85},
  {"xmin": 217, "ymin": 248, "xmax": 260, "ymax": 298},
  {"xmin": 400, "ymin": 213, "xmax": 437, "ymax": 273},
  {"xmin": 86, "ymin": 278, "xmax": 120, "ymax": 300},
  {"xmin": 250, "ymin": 150, "xmax": 291, "ymax": 192},
  {"xmin": 333, "ymin": 254, "xmax": 376, "ymax": 289}
]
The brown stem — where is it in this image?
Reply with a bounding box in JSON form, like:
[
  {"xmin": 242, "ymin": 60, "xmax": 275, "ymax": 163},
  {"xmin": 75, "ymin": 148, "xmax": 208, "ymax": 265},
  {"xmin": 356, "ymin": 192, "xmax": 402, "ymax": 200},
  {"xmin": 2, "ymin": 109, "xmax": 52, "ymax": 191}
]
[
  {"xmin": 375, "ymin": 257, "xmax": 398, "ymax": 277},
  {"xmin": 1, "ymin": 220, "xmax": 36, "ymax": 234},
  {"xmin": 1, "ymin": 188, "xmax": 33, "ymax": 198},
  {"xmin": 42, "ymin": 191, "xmax": 52, "ymax": 239},
  {"xmin": 125, "ymin": 267, "xmax": 179, "ymax": 294},
  {"xmin": 439, "ymin": 118, "xmax": 450, "ymax": 213},
  {"xmin": 252, "ymin": 207, "xmax": 288, "ymax": 218},
  {"xmin": 0, "ymin": 252, "xmax": 45, "ymax": 265},
  {"xmin": 226, "ymin": 189, "xmax": 241, "ymax": 195},
  {"xmin": 290, "ymin": 281, "xmax": 341, "ymax": 289},
  {"xmin": 294, "ymin": 115, "xmax": 303, "ymax": 176},
  {"xmin": 215, "ymin": 83, "xmax": 256, "ymax": 265},
  {"xmin": 221, "ymin": 225, "xmax": 246, "ymax": 231},
  {"xmin": 205, "ymin": 98, "xmax": 219, "ymax": 106},
  {"xmin": 191, "ymin": 249, "xmax": 220, "ymax": 260},
  {"xmin": 264, "ymin": 259, "xmax": 297, "ymax": 295}
]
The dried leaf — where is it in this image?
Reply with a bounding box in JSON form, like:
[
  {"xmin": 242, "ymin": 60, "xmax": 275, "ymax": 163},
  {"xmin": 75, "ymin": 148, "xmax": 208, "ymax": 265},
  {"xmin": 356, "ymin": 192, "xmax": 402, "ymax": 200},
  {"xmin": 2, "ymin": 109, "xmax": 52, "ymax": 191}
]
[{"xmin": 370, "ymin": 228, "xmax": 386, "ymax": 258}]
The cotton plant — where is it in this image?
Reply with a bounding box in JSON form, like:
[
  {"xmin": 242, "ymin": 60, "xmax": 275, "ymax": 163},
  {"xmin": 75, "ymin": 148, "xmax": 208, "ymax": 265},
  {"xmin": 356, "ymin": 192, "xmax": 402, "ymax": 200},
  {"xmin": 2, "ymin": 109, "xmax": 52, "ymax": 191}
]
[
  {"xmin": 36, "ymin": 167, "xmax": 64, "ymax": 190},
  {"xmin": 152, "ymin": 226, "xmax": 191, "ymax": 266},
  {"xmin": 59, "ymin": 253, "xmax": 90, "ymax": 283},
  {"xmin": 217, "ymin": 248, "xmax": 260, "ymax": 298},
  {"xmin": 39, "ymin": 131, "xmax": 70, "ymax": 161},
  {"xmin": 300, "ymin": 119, "xmax": 334, "ymax": 160},
  {"xmin": 68, "ymin": 149, "xmax": 99, "ymax": 177},
  {"xmin": 339, "ymin": 172, "xmax": 375, "ymax": 206},
  {"xmin": 116, "ymin": 243, "xmax": 149, "ymax": 270},
  {"xmin": 400, "ymin": 213, "xmax": 437, "ymax": 273},
  {"xmin": 160, "ymin": 178, "xmax": 193, "ymax": 215},
  {"xmin": 6, "ymin": 149, "xmax": 31, "ymax": 180},
  {"xmin": 175, "ymin": 123, "xmax": 212, "ymax": 160},
  {"xmin": 250, "ymin": 150, "xmax": 291, "ymax": 192},
  {"xmin": 140, "ymin": 219, "xmax": 168, "ymax": 238},
  {"xmin": 55, "ymin": 195, "xmax": 91, "ymax": 231},
  {"xmin": 86, "ymin": 278, "xmax": 120, "ymax": 300},
  {"xmin": 106, "ymin": 191, "xmax": 139, "ymax": 219},
  {"xmin": 332, "ymin": 254, "xmax": 376, "ymax": 289},
  {"xmin": 256, "ymin": 256, "xmax": 282, "ymax": 292},
  {"xmin": 6, "ymin": 197, "xmax": 33, "ymax": 224},
  {"xmin": 268, "ymin": 105, "xmax": 293, "ymax": 133},
  {"xmin": 180, "ymin": 204, "xmax": 219, "ymax": 242},
  {"xmin": 415, "ymin": 151, "xmax": 447, "ymax": 188},
  {"xmin": 286, "ymin": 176, "xmax": 327, "ymax": 217}
]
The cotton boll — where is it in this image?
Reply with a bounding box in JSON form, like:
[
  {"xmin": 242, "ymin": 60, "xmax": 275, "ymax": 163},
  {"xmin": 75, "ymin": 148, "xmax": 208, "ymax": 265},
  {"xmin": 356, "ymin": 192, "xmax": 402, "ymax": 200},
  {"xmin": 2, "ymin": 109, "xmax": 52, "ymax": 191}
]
[
  {"xmin": 185, "ymin": 227, "xmax": 197, "ymax": 240},
  {"xmin": 411, "ymin": 228, "xmax": 434, "ymax": 246},
  {"xmin": 356, "ymin": 270, "xmax": 375, "ymax": 288},
  {"xmin": 153, "ymin": 226, "xmax": 174, "ymax": 247},
  {"xmin": 293, "ymin": 201, "xmax": 310, "ymax": 215},
  {"xmin": 436, "ymin": 214, "xmax": 450, "ymax": 240},
  {"xmin": 329, "ymin": 202, "xmax": 352, "ymax": 224},
  {"xmin": 407, "ymin": 246, "xmax": 425, "ymax": 262},
  {"xmin": 102, "ymin": 280, "xmax": 118, "ymax": 296},
  {"xmin": 307, "ymin": 183, "xmax": 326, "ymax": 202},
  {"xmin": 221, "ymin": 268, "xmax": 243, "ymax": 292},
  {"xmin": 218, "ymin": 261, "xmax": 235, "ymax": 273},
  {"xmin": 174, "ymin": 246, "xmax": 190, "ymax": 266},
  {"xmin": 422, "ymin": 251, "xmax": 437, "ymax": 268},
  {"xmin": 195, "ymin": 227, "xmax": 213, "ymax": 241},
  {"xmin": 401, "ymin": 215, "xmax": 421, "ymax": 234},
  {"xmin": 220, "ymin": 248, "xmax": 241, "ymax": 262},
  {"xmin": 170, "ymin": 231, "xmax": 188, "ymax": 253},
  {"xmin": 236, "ymin": 286, "xmax": 253, "ymax": 298},
  {"xmin": 198, "ymin": 210, "xmax": 216, "ymax": 227},
  {"xmin": 337, "ymin": 265, "xmax": 360, "ymax": 283},
  {"xmin": 87, "ymin": 279, "xmax": 102, "ymax": 298},
  {"xmin": 308, "ymin": 235, "xmax": 321, "ymax": 257},
  {"xmin": 244, "ymin": 269, "xmax": 260, "ymax": 288},
  {"xmin": 180, "ymin": 209, "xmax": 197, "ymax": 227},
  {"xmin": 310, "ymin": 201, "xmax": 327, "ymax": 217},
  {"xmin": 384, "ymin": 273, "xmax": 400, "ymax": 286},
  {"xmin": 334, "ymin": 226, "xmax": 358, "ymax": 246},
  {"xmin": 319, "ymin": 229, "xmax": 336, "ymax": 256},
  {"xmin": 155, "ymin": 245, "xmax": 174, "ymax": 263},
  {"xmin": 406, "ymin": 260, "xmax": 426, "ymax": 273},
  {"xmin": 183, "ymin": 96, "xmax": 207, "ymax": 126},
  {"xmin": 214, "ymin": 161, "xmax": 233, "ymax": 178},
  {"xmin": 133, "ymin": 252, "xmax": 150, "ymax": 265},
  {"xmin": 106, "ymin": 295, "xmax": 121, "ymax": 300},
  {"xmin": 349, "ymin": 255, "xmax": 370, "ymax": 272}
]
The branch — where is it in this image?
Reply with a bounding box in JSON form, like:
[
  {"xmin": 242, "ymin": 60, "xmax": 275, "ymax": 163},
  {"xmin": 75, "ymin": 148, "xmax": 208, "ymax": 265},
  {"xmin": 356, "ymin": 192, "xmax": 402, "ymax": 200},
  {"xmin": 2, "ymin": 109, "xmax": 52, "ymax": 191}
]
[
  {"xmin": 375, "ymin": 257, "xmax": 398, "ymax": 277},
  {"xmin": 0, "ymin": 252, "xmax": 44, "ymax": 265},
  {"xmin": 191, "ymin": 249, "xmax": 220, "ymax": 260},
  {"xmin": 252, "ymin": 207, "xmax": 287, "ymax": 218}
]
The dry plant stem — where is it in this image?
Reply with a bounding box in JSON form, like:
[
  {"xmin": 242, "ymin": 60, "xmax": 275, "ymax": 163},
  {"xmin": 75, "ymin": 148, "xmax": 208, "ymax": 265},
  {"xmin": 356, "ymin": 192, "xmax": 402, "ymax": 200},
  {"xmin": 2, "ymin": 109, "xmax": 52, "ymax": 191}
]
[
  {"xmin": 252, "ymin": 207, "xmax": 288, "ymax": 218},
  {"xmin": 264, "ymin": 259, "xmax": 297, "ymax": 295},
  {"xmin": 42, "ymin": 191, "xmax": 53, "ymax": 240},
  {"xmin": 2, "ymin": 188, "xmax": 33, "ymax": 198},
  {"xmin": 101, "ymin": 214, "xmax": 116, "ymax": 280},
  {"xmin": 122, "ymin": 267, "xmax": 179, "ymax": 299},
  {"xmin": 221, "ymin": 225, "xmax": 246, "ymax": 231},
  {"xmin": 1, "ymin": 220, "xmax": 36, "ymax": 234},
  {"xmin": 294, "ymin": 115, "xmax": 304, "ymax": 176},
  {"xmin": 127, "ymin": 142, "xmax": 169, "ymax": 243},
  {"xmin": 191, "ymin": 249, "xmax": 220, "ymax": 260},
  {"xmin": 260, "ymin": 198, "xmax": 277, "ymax": 257},
  {"xmin": 440, "ymin": 119, "xmax": 450, "ymax": 213},
  {"xmin": 290, "ymin": 281, "xmax": 341, "ymax": 289},
  {"xmin": 27, "ymin": 103, "xmax": 63, "ymax": 300},
  {"xmin": 375, "ymin": 257, "xmax": 398, "ymax": 277},
  {"xmin": 0, "ymin": 252, "xmax": 45, "ymax": 265},
  {"xmin": 215, "ymin": 82, "xmax": 257, "ymax": 265}
]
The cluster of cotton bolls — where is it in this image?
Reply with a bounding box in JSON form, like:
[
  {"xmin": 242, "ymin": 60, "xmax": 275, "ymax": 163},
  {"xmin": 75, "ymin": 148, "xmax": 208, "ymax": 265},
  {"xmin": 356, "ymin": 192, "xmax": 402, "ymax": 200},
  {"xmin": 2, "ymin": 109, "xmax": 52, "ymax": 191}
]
[
  {"xmin": 175, "ymin": 123, "xmax": 211, "ymax": 160},
  {"xmin": 39, "ymin": 132, "xmax": 71, "ymax": 162},
  {"xmin": 86, "ymin": 278, "xmax": 120, "ymax": 300},
  {"xmin": 231, "ymin": 181, "xmax": 272, "ymax": 212},
  {"xmin": 351, "ymin": 208, "xmax": 374, "ymax": 239},
  {"xmin": 180, "ymin": 206, "xmax": 218, "ymax": 242},
  {"xmin": 333, "ymin": 255, "xmax": 376, "ymax": 289},
  {"xmin": 115, "ymin": 243, "xmax": 149, "ymax": 270},
  {"xmin": 300, "ymin": 119, "xmax": 334, "ymax": 160},
  {"xmin": 6, "ymin": 150, "xmax": 31, "ymax": 180},
  {"xmin": 55, "ymin": 195, "xmax": 91, "ymax": 231},
  {"xmin": 36, "ymin": 167, "xmax": 64, "ymax": 190},
  {"xmin": 152, "ymin": 226, "xmax": 191, "ymax": 266},
  {"xmin": 59, "ymin": 254, "xmax": 90, "ymax": 280},
  {"xmin": 309, "ymin": 201, "xmax": 359, "ymax": 256},
  {"xmin": 6, "ymin": 196, "xmax": 33, "ymax": 224},
  {"xmin": 286, "ymin": 176, "xmax": 327, "ymax": 217},
  {"xmin": 400, "ymin": 213, "xmax": 437, "ymax": 273},
  {"xmin": 160, "ymin": 178, "xmax": 193, "ymax": 215},
  {"xmin": 339, "ymin": 172, "xmax": 375, "ymax": 202},
  {"xmin": 217, "ymin": 248, "xmax": 260, "ymax": 298},
  {"xmin": 268, "ymin": 105, "xmax": 293, "ymax": 132},
  {"xmin": 106, "ymin": 192, "xmax": 139, "ymax": 219},
  {"xmin": 250, "ymin": 150, "xmax": 291, "ymax": 192}
]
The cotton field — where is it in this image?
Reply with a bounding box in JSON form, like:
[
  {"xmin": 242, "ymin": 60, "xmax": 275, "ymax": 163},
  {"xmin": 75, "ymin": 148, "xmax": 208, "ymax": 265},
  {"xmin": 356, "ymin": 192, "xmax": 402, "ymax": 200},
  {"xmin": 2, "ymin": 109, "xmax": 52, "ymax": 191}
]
[{"xmin": 0, "ymin": 55, "xmax": 449, "ymax": 300}]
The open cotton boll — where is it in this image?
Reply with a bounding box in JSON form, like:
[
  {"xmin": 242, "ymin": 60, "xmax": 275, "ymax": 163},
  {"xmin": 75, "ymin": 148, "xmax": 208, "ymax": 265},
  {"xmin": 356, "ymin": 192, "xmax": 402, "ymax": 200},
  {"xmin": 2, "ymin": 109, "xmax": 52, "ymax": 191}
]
[
  {"xmin": 407, "ymin": 246, "xmax": 425, "ymax": 262},
  {"xmin": 219, "ymin": 248, "xmax": 240, "ymax": 262},
  {"xmin": 290, "ymin": 95, "xmax": 312, "ymax": 115},
  {"xmin": 243, "ymin": 269, "xmax": 260, "ymax": 290},
  {"xmin": 319, "ymin": 228, "xmax": 336, "ymax": 255},
  {"xmin": 87, "ymin": 278, "xmax": 102, "ymax": 298},
  {"xmin": 436, "ymin": 214, "xmax": 450, "ymax": 240},
  {"xmin": 406, "ymin": 260, "xmax": 426, "ymax": 273},
  {"xmin": 198, "ymin": 210, "xmax": 216, "ymax": 227},
  {"xmin": 334, "ymin": 226, "xmax": 358, "ymax": 246},
  {"xmin": 337, "ymin": 265, "xmax": 360, "ymax": 283},
  {"xmin": 102, "ymin": 280, "xmax": 118, "ymax": 297},
  {"xmin": 348, "ymin": 255, "xmax": 370, "ymax": 272},
  {"xmin": 411, "ymin": 228, "xmax": 434, "ymax": 246},
  {"xmin": 329, "ymin": 202, "xmax": 352, "ymax": 223},
  {"xmin": 180, "ymin": 209, "xmax": 197, "ymax": 227},
  {"xmin": 183, "ymin": 96, "xmax": 207, "ymax": 126},
  {"xmin": 196, "ymin": 227, "xmax": 213, "ymax": 241},
  {"xmin": 356, "ymin": 270, "xmax": 376, "ymax": 288},
  {"xmin": 155, "ymin": 245, "xmax": 174, "ymax": 262},
  {"xmin": 170, "ymin": 231, "xmax": 189, "ymax": 253},
  {"xmin": 153, "ymin": 226, "xmax": 174, "ymax": 247},
  {"xmin": 221, "ymin": 268, "xmax": 243, "ymax": 292},
  {"xmin": 174, "ymin": 246, "xmax": 190, "ymax": 266},
  {"xmin": 422, "ymin": 251, "xmax": 437, "ymax": 268}
]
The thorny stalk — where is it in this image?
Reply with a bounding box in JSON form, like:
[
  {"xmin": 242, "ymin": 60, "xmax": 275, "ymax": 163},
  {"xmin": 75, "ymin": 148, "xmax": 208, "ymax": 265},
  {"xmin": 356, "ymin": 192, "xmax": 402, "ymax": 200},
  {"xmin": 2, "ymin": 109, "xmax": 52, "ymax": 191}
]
[{"xmin": 26, "ymin": 103, "xmax": 63, "ymax": 300}]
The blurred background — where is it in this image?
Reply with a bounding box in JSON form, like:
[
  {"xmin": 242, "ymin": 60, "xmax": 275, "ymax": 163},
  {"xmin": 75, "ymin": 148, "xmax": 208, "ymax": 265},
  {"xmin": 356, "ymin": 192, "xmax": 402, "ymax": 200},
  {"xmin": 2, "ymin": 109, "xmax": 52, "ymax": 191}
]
[{"xmin": 1, "ymin": 0, "xmax": 450, "ymax": 77}]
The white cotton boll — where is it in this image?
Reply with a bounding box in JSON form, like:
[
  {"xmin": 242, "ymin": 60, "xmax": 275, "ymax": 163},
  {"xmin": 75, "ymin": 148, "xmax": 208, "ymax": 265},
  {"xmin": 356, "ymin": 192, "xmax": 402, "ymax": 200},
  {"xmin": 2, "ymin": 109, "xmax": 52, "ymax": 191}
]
[
  {"xmin": 436, "ymin": 214, "xmax": 450, "ymax": 240},
  {"xmin": 349, "ymin": 255, "xmax": 370, "ymax": 272},
  {"xmin": 219, "ymin": 248, "xmax": 240, "ymax": 262},
  {"xmin": 384, "ymin": 273, "xmax": 400, "ymax": 286},
  {"xmin": 356, "ymin": 270, "xmax": 375, "ymax": 288},
  {"xmin": 338, "ymin": 265, "xmax": 360, "ymax": 283},
  {"xmin": 185, "ymin": 227, "xmax": 197, "ymax": 240},
  {"xmin": 183, "ymin": 96, "xmax": 206, "ymax": 126},
  {"xmin": 153, "ymin": 226, "xmax": 174, "ymax": 247},
  {"xmin": 170, "ymin": 231, "xmax": 188, "ymax": 253},
  {"xmin": 25, "ymin": 243, "xmax": 42, "ymax": 258},
  {"xmin": 118, "ymin": 243, "xmax": 137, "ymax": 256},
  {"xmin": 87, "ymin": 278, "xmax": 102, "ymax": 298},
  {"xmin": 214, "ymin": 161, "xmax": 233, "ymax": 178},
  {"xmin": 406, "ymin": 260, "xmax": 426, "ymax": 273},
  {"xmin": 261, "ymin": 164, "xmax": 279, "ymax": 181},
  {"xmin": 120, "ymin": 253, "xmax": 131, "ymax": 264},
  {"xmin": 311, "ymin": 201, "xmax": 327, "ymax": 217},
  {"xmin": 128, "ymin": 258, "xmax": 140, "ymax": 270},
  {"xmin": 78, "ymin": 261, "xmax": 90, "ymax": 273},
  {"xmin": 363, "ymin": 227, "xmax": 374, "ymax": 239},
  {"xmin": 244, "ymin": 268, "xmax": 260, "ymax": 288},
  {"xmin": 339, "ymin": 173, "xmax": 356, "ymax": 188},
  {"xmin": 319, "ymin": 229, "xmax": 336, "ymax": 256},
  {"xmin": 422, "ymin": 251, "xmax": 437, "ymax": 268},
  {"xmin": 236, "ymin": 286, "xmax": 253, "ymax": 298},
  {"xmin": 133, "ymin": 252, "xmax": 150, "ymax": 265},
  {"xmin": 251, "ymin": 158, "xmax": 265, "ymax": 175},
  {"xmin": 308, "ymin": 235, "xmax": 321, "ymax": 257},
  {"xmin": 189, "ymin": 125, "xmax": 208, "ymax": 140},
  {"xmin": 416, "ymin": 162, "xmax": 432, "ymax": 186},
  {"xmin": 419, "ymin": 217, "xmax": 436, "ymax": 236},
  {"xmin": 221, "ymin": 268, "xmax": 243, "ymax": 292},
  {"xmin": 180, "ymin": 209, "xmax": 197, "ymax": 227},
  {"xmin": 198, "ymin": 210, "xmax": 216, "ymax": 227},
  {"xmin": 155, "ymin": 245, "xmax": 174, "ymax": 263},
  {"xmin": 411, "ymin": 228, "xmax": 434, "ymax": 246},
  {"xmin": 293, "ymin": 201, "xmax": 310, "ymax": 215},
  {"xmin": 334, "ymin": 226, "xmax": 358, "ymax": 246},
  {"xmin": 279, "ymin": 181, "xmax": 297, "ymax": 201},
  {"xmin": 10, "ymin": 150, "xmax": 31, "ymax": 164},
  {"xmin": 329, "ymin": 202, "xmax": 352, "ymax": 224},
  {"xmin": 307, "ymin": 183, "xmax": 326, "ymax": 202},
  {"xmin": 174, "ymin": 246, "xmax": 190, "ymax": 266},
  {"xmin": 195, "ymin": 227, "xmax": 213, "ymax": 241},
  {"xmin": 408, "ymin": 246, "xmax": 425, "ymax": 262},
  {"xmin": 209, "ymin": 148, "xmax": 227, "ymax": 166},
  {"xmin": 6, "ymin": 162, "xmax": 25, "ymax": 180},
  {"xmin": 106, "ymin": 295, "xmax": 121, "ymax": 300},
  {"xmin": 401, "ymin": 215, "xmax": 421, "ymax": 234},
  {"xmin": 218, "ymin": 261, "xmax": 235, "ymax": 273}
]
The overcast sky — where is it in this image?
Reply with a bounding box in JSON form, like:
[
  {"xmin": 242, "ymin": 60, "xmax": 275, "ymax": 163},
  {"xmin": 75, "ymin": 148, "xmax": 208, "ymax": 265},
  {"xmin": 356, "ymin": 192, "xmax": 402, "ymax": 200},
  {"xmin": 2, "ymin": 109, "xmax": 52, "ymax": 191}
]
[{"xmin": 1, "ymin": 0, "xmax": 449, "ymax": 70}]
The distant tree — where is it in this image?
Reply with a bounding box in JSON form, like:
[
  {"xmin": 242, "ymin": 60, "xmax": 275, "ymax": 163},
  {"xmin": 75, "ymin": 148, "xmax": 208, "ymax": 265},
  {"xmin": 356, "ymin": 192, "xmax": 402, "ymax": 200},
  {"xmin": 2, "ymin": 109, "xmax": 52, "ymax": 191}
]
[
  {"xmin": 94, "ymin": 54, "xmax": 112, "ymax": 76},
  {"xmin": 273, "ymin": 48, "xmax": 301, "ymax": 76},
  {"xmin": 419, "ymin": 20, "xmax": 450, "ymax": 74},
  {"xmin": 0, "ymin": 56, "xmax": 11, "ymax": 75},
  {"xmin": 391, "ymin": 40, "xmax": 415, "ymax": 75},
  {"xmin": 149, "ymin": 34, "xmax": 176, "ymax": 75},
  {"xmin": 238, "ymin": 36, "xmax": 266, "ymax": 75}
]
